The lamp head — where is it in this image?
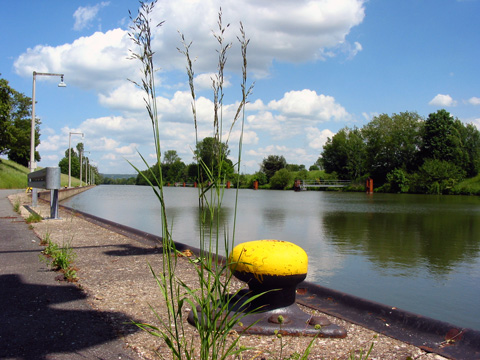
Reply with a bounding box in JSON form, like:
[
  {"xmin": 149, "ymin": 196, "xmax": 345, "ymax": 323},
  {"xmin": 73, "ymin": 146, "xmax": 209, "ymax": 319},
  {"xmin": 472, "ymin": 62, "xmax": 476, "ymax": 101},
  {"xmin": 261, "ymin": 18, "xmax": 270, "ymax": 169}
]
[{"xmin": 58, "ymin": 75, "xmax": 66, "ymax": 87}]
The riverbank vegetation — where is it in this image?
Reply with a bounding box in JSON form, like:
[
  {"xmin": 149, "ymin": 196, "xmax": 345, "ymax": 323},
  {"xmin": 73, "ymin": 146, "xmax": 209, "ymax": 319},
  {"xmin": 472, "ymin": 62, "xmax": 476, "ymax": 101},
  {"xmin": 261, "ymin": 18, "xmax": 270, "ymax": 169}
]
[
  {"xmin": 321, "ymin": 110, "xmax": 480, "ymax": 195},
  {"xmin": 132, "ymin": 109, "xmax": 480, "ymax": 195}
]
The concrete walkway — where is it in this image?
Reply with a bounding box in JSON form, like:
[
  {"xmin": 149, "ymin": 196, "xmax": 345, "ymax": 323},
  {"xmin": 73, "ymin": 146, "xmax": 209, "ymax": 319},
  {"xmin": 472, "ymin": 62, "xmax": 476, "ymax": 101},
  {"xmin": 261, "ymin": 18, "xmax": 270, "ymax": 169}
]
[{"xmin": 0, "ymin": 190, "xmax": 139, "ymax": 360}]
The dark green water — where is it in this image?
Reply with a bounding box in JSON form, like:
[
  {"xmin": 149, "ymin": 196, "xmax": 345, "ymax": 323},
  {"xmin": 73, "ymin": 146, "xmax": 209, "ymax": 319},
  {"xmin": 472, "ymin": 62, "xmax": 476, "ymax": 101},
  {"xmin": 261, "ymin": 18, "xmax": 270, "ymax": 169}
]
[{"xmin": 63, "ymin": 185, "xmax": 480, "ymax": 330}]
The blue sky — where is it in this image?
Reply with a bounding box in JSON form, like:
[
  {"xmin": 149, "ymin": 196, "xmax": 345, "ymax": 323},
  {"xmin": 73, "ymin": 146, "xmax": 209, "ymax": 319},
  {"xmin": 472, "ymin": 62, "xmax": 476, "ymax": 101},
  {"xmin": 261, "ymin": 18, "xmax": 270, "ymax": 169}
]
[{"xmin": 1, "ymin": 0, "xmax": 479, "ymax": 174}]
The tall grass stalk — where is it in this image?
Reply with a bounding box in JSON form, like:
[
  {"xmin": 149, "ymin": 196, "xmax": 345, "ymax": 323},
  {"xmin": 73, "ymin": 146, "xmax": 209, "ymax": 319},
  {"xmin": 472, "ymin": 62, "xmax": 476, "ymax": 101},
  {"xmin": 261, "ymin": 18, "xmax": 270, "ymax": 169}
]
[{"xmin": 128, "ymin": 2, "xmax": 253, "ymax": 359}]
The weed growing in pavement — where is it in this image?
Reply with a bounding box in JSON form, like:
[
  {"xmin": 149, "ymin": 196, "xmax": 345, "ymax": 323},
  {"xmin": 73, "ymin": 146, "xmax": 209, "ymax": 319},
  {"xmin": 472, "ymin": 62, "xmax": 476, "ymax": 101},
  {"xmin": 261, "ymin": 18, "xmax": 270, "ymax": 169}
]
[
  {"xmin": 40, "ymin": 230, "xmax": 50, "ymax": 246},
  {"xmin": 13, "ymin": 198, "xmax": 21, "ymax": 213},
  {"xmin": 262, "ymin": 315, "xmax": 318, "ymax": 360},
  {"xmin": 25, "ymin": 212, "xmax": 42, "ymax": 224},
  {"xmin": 40, "ymin": 235, "xmax": 78, "ymax": 282},
  {"xmin": 127, "ymin": 1, "xmax": 258, "ymax": 359}
]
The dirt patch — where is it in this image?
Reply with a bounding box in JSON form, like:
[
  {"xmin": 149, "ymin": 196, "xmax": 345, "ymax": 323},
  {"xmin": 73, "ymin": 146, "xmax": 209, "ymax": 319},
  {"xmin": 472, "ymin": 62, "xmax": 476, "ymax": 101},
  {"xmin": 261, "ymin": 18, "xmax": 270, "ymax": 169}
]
[{"xmin": 10, "ymin": 193, "xmax": 447, "ymax": 360}]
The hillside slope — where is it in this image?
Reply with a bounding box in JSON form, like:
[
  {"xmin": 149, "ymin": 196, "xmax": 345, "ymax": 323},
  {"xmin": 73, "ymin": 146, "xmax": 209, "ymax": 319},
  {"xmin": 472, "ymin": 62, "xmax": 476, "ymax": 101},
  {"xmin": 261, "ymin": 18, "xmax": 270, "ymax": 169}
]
[{"xmin": 0, "ymin": 159, "xmax": 82, "ymax": 189}]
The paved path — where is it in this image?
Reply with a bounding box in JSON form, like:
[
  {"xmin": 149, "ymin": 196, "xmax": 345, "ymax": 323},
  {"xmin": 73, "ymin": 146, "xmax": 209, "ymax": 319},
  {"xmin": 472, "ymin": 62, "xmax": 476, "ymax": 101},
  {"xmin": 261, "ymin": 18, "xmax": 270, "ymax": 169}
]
[{"xmin": 0, "ymin": 190, "xmax": 139, "ymax": 360}]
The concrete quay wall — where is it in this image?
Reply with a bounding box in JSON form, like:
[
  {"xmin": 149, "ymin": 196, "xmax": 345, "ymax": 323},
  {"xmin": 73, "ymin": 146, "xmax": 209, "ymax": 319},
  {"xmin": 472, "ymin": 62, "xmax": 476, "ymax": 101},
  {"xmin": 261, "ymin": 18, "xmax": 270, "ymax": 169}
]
[{"xmin": 38, "ymin": 185, "xmax": 95, "ymax": 202}]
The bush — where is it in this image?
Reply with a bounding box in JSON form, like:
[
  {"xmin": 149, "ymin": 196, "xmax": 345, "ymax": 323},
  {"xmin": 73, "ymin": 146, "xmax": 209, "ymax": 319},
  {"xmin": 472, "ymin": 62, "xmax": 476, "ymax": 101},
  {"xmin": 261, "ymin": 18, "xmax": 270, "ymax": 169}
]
[
  {"xmin": 270, "ymin": 168, "xmax": 292, "ymax": 190},
  {"xmin": 417, "ymin": 159, "xmax": 465, "ymax": 194},
  {"xmin": 248, "ymin": 171, "xmax": 268, "ymax": 187},
  {"xmin": 386, "ymin": 168, "xmax": 410, "ymax": 193}
]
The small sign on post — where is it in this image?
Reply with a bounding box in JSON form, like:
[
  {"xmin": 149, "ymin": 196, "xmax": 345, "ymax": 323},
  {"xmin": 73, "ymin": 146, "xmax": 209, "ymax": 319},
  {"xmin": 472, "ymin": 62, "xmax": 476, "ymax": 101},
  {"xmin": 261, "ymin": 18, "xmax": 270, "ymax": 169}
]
[{"xmin": 27, "ymin": 167, "xmax": 61, "ymax": 219}]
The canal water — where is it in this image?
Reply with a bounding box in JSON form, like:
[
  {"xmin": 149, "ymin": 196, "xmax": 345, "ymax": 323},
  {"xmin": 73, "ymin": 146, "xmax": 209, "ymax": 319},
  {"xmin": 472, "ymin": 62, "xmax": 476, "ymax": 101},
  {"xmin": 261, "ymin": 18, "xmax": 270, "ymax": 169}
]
[{"xmin": 63, "ymin": 185, "xmax": 480, "ymax": 331}]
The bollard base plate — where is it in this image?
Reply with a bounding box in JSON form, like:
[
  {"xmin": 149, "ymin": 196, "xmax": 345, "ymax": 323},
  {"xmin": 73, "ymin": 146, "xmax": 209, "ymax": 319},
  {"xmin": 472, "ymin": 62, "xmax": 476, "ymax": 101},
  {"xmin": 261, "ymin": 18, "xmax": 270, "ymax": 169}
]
[{"xmin": 187, "ymin": 290, "xmax": 347, "ymax": 338}]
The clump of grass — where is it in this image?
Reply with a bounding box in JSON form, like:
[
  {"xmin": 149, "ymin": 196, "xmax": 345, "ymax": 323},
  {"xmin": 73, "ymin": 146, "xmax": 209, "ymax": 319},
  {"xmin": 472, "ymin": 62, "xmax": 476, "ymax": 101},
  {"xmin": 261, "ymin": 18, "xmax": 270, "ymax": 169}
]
[
  {"xmin": 260, "ymin": 316, "xmax": 318, "ymax": 360},
  {"xmin": 13, "ymin": 197, "xmax": 21, "ymax": 213},
  {"xmin": 26, "ymin": 212, "xmax": 42, "ymax": 224},
  {"xmin": 347, "ymin": 341, "xmax": 375, "ymax": 360},
  {"xmin": 40, "ymin": 235, "xmax": 78, "ymax": 282},
  {"xmin": 127, "ymin": 2, "xmax": 256, "ymax": 359}
]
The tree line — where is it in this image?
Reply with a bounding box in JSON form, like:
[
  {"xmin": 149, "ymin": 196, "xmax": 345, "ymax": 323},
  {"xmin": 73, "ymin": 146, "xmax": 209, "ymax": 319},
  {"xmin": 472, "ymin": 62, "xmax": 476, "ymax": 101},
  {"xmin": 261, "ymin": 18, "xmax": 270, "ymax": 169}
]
[
  {"xmin": 135, "ymin": 110, "xmax": 480, "ymax": 195},
  {"xmin": 321, "ymin": 110, "xmax": 480, "ymax": 194},
  {"xmin": 57, "ymin": 143, "xmax": 100, "ymax": 185},
  {"xmin": 135, "ymin": 137, "xmax": 235, "ymax": 186}
]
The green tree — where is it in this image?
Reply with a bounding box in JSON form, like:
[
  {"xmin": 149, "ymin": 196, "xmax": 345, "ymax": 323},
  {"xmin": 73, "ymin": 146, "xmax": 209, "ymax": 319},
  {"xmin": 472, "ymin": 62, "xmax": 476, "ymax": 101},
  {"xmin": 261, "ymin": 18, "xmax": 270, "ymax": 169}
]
[
  {"xmin": 385, "ymin": 168, "xmax": 410, "ymax": 193},
  {"xmin": 0, "ymin": 76, "xmax": 40, "ymax": 166},
  {"xmin": 417, "ymin": 159, "xmax": 465, "ymax": 194},
  {"xmin": 453, "ymin": 120, "xmax": 480, "ymax": 177},
  {"xmin": 286, "ymin": 163, "xmax": 305, "ymax": 172},
  {"xmin": 420, "ymin": 109, "xmax": 461, "ymax": 163},
  {"xmin": 58, "ymin": 148, "xmax": 80, "ymax": 178},
  {"xmin": 362, "ymin": 112, "xmax": 423, "ymax": 182},
  {"xmin": 76, "ymin": 142, "xmax": 84, "ymax": 157},
  {"xmin": 164, "ymin": 161, "xmax": 187, "ymax": 183},
  {"xmin": 260, "ymin": 155, "xmax": 287, "ymax": 180},
  {"xmin": 195, "ymin": 137, "xmax": 233, "ymax": 181},
  {"xmin": 0, "ymin": 77, "xmax": 14, "ymax": 155},
  {"xmin": 321, "ymin": 128, "xmax": 348, "ymax": 178},
  {"xmin": 269, "ymin": 168, "xmax": 292, "ymax": 190},
  {"xmin": 186, "ymin": 163, "xmax": 199, "ymax": 182},
  {"xmin": 321, "ymin": 127, "xmax": 366, "ymax": 180},
  {"xmin": 163, "ymin": 149, "xmax": 181, "ymax": 165}
]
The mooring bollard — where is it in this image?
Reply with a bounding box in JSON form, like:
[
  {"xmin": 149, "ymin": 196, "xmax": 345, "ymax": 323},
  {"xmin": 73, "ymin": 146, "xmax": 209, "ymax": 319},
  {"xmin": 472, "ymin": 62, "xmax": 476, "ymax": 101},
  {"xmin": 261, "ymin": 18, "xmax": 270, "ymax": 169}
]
[
  {"xmin": 187, "ymin": 239, "xmax": 347, "ymax": 337},
  {"xmin": 229, "ymin": 239, "xmax": 308, "ymax": 311}
]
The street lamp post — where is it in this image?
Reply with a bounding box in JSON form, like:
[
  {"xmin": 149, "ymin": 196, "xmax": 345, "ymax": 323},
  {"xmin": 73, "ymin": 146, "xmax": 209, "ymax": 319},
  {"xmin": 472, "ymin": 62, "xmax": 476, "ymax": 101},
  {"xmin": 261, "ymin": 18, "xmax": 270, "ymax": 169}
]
[
  {"xmin": 68, "ymin": 132, "xmax": 84, "ymax": 188},
  {"xmin": 30, "ymin": 72, "xmax": 66, "ymax": 172},
  {"xmin": 30, "ymin": 71, "xmax": 66, "ymax": 206}
]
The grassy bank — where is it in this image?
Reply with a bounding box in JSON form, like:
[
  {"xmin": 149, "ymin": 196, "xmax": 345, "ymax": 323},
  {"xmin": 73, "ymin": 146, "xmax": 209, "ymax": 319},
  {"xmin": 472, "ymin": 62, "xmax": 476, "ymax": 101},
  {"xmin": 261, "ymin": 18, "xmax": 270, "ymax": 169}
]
[
  {"xmin": 452, "ymin": 174, "xmax": 480, "ymax": 195},
  {"xmin": 0, "ymin": 158, "xmax": 82, "ymax": 189}
]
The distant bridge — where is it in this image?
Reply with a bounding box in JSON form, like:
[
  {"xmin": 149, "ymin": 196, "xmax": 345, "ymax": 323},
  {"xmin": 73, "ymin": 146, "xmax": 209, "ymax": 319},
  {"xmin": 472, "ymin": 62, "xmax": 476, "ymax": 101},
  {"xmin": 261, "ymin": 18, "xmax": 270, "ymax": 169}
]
[{"xmin": 294, "ymin": 179, "xmax": 351, "ymax": 191}]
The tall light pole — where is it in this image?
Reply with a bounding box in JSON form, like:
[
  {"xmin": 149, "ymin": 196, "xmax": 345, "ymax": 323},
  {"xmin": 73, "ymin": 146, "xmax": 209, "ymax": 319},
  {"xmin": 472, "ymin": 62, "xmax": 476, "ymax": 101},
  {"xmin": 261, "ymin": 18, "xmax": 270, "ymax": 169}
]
[
  {"xmin": 68, "ymin": 132, "xmax": 84, "ymax": 188},
  {"xmin": 30, "ymin": 71, "xmax": 66, "ymax": 173},
  {"xmin": 30, "ymin": 72, "xmax": 66, "ymax": 206}
]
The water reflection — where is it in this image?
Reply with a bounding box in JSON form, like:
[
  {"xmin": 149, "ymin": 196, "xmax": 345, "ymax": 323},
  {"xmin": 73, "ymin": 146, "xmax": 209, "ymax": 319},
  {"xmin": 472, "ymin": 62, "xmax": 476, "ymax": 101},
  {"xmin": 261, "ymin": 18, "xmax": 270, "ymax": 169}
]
[
  {"xmin": 323, "ymin": 201, "xmax": 480, "ymax": 277},
  {"xmin": 262, "ymin": 208, "xmax": 286, "ymax": 229}
]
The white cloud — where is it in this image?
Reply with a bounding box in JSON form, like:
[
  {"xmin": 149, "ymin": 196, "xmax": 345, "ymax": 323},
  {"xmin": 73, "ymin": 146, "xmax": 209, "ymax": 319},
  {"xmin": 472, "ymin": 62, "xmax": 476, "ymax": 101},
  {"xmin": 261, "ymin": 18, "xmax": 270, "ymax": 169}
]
[
  {"xmin": 247, "ymin": 145, "xmax": 289, "ymax": 158},
  {"xmin": 37, "ymin": 135, "xmax": 62, "ymax": 152},
  {"xmin": 468, "ymin": 97, "xmax": 480, "ymax": 106},
  {"xmin": 94, "ymin": 136, "xmax": 119, "ymax": 151},
  {"xmin": 73, "ymin": 2, "xmax": 110, "ymax": 31},
  {"xmin": 362, "ymin": 112, "xmax": 379, "ymax": 121},
  {"xmin": 14, "ymin": 29, "xmax": 134, "ymax": 92},
  {"xmin": 115, "ymin": 143, "xmax": 138, "ymax": 155},
  {"xmin": 98, "ymin": 83, "xmax": 144, "ymax": 113},
  {"xmin": 428, "ymin": 94, "xmax": 457, "ymax": 107},
  {"xmin": 194, "ymin": 73, "xmax": 232, "ymax": 91},
  {"xmin": 246, "ymin": 90, "xmax": 350, "ymax": 141},
  {"xmin": 306, "ymin": 127, "xmax": 335, "ymax": 150},
  {"xmin": 15, "ymin": 0, "xmax": 365, "ymax": 87},
  {"xmin": 268, "ymin": 90, "xmax": 349, "ymax": 122},
  {"xmin": 14, "ymin": 0, "xmax": 365, "ymax": 173}
]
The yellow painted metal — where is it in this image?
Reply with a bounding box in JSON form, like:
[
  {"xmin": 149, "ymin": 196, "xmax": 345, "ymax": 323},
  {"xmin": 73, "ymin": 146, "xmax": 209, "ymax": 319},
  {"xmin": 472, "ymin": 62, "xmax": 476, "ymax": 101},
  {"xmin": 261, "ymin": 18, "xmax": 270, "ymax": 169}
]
[{"xmin": 229, "ymin": 239, "xmax": 308, "ymax": 276}]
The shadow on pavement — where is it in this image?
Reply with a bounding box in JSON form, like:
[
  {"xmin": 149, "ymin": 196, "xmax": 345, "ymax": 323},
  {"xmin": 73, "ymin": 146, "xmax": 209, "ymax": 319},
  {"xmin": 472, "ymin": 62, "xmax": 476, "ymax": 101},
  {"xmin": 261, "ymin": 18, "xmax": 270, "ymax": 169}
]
[
  {"xmin": 0, "ymin": 273, "xmax": 139, "ymax": 360},
  {"xmin": 103, "ymin": 243, "xmax": 163, "ymax": 257}
]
